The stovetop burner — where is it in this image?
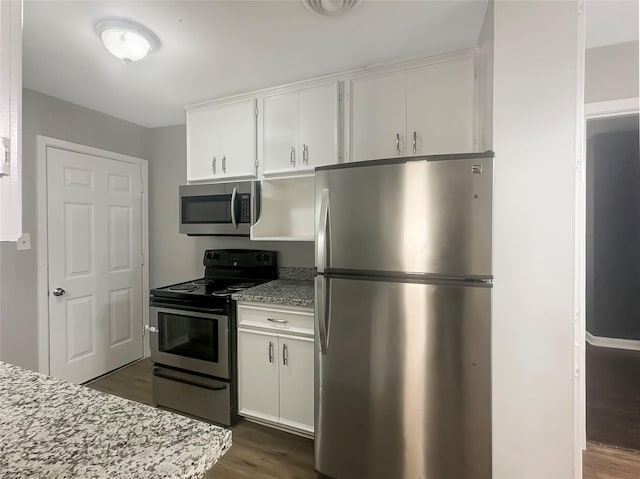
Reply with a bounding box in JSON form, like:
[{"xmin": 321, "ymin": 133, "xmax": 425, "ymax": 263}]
[
  {"xmin": 167, "ymin": 284, "xmax": 198, "ymax": 292},
  {"xmin": 192, "ymin": 279, "xmax": 215, "ymax": 286}
]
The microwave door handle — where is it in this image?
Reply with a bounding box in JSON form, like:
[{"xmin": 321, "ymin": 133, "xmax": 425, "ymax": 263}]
[{"xmin": 230, "ymin": 187, "xmax": 238, "ymax": 229}]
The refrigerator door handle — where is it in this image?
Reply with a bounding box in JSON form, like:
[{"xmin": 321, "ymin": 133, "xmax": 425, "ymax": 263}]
[
  {"xmin": 316, "ymin": 188, "xmax": 330, "ymax": 274},
  {"xmin": 315, "ymin": 275, "xmax": 329, "ymax": 354}
]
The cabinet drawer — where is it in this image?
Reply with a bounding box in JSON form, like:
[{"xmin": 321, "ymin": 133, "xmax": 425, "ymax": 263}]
[{"xmin": 238, "ymin": 304, "xmax": 314, "ymax": 336}]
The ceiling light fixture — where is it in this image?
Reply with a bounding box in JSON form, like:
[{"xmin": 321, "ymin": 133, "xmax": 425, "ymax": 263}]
[
  {"xmin": 95, "ymin": 19, "xmax": 160, "ymax": 63},
  {"xmin": 302, "ymin": 0, "xmax": 361, "ymax": 17}
]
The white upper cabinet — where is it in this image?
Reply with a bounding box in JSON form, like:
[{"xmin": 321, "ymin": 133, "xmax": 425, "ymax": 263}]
[
  {"xmin": 349, "ymin": 53, "xmax": 477, "ymax": 163},
  {"xmin": 350, "ymin": 72, "xmax": 407, "ymax": 162},
  {"xmin": 263, "ymin": 91, "xmax": 299, "ymax": 174},
  {"xmin": 186, "ymin": 97, "xmax": 257, "ymax": 183},
  {"xmin": 262, "ymin": 81, "xmax": 341, "ymax": 177},
  {"xmin": 218, "ymin": 100, "xmax": 257, "ymax": 178},
  {"xmin": 298, "ymin": 83, "xmax": 340, "ymax": 169},
  {"xmin": 0, "ymin": 0, "xmax": 22, "ymax": 242},
  {"xmin": 406, "ymin": 56, "xmax": 476, "ymax": 156}
]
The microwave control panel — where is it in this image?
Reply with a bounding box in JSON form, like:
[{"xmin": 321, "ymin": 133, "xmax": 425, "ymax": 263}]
[{"xmin": 238, "ymin": 194, "xmax": 251, "ymax": 223}]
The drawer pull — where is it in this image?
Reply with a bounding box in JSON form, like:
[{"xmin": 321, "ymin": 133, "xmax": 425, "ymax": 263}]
[{"xmin": 267, "ymin": 318, "xmax": 288, "ymax": 324}]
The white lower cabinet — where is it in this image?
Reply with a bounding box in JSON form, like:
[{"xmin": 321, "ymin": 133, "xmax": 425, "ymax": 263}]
[{"xmin": 237, "ymin": 303, "xmax": 314, "ymax": 437}]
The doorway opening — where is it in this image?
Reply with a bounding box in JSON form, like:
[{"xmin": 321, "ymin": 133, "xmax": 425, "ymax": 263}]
[{"xmin": 585, "ymin": 112, "xmax": 640, "ymax": 452}]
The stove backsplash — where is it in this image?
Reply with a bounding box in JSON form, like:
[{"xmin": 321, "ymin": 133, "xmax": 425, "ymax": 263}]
[{"xmin": 278, "ymin": 267, "xmax": 314, "ymax": 281}]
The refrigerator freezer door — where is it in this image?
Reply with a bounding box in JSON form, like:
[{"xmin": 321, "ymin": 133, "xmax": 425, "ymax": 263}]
[
  {"xmin": 314, "ymin": 277, "xmax": 491, "ymax": 479},
  {"xmin": 314, "ymin": 155, "xmax": 493, "ymax": 278}
]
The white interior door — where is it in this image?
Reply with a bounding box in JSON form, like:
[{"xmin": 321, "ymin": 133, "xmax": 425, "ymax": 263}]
[{"xmin": 47, "ymin": 146, "xmax": 143, "ymax": 384}]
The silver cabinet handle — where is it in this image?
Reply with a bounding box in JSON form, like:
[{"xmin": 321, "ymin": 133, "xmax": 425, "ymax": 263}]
[
  {"xmin": 145, "ymin": 325, "xmax": 159, "ymax": 334},
  {"xmin": 282, "ymin": 343, "xmax": 288, "ymax": 366},
  {"xmin": 212, "ymin": 156, "xmax": 217, "ymax": 174},
  {"xmin": 230, "ymin": 187, "xmax": 238, "ymax": 229},
  {"xmin": 267, "ymin": 318, "xmax": 288, "ymax": 324},
  {"xmin": 268, "ymin": 341, "xmax": 274, "ymax": 363},
  {"xmin": 412, "ymin": 131, "xmax": 417, "ymax": 154},
  {"xmin": 52, "ymin": 288, "xmax": 66, "ymax": 297},
  {"xmin": 396, "ymin": 133, "xmax": 400, "ymax": 155},
  {"xmin": 222, "ymin": 156, "xmax": 226, "ymax": 174},
  {"xmin": 303, "ymin": 144, "xmax": 309, "ymax": 165},
  {"xmin": 290, "ymin": 146, "xmax": 295, "ymax": 166}
]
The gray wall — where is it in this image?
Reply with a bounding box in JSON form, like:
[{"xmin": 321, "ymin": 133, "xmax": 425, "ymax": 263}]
[
  {"xmin": 145, "ymin": 125, "xmax": 313, "ymax": 289},
  {"xmin": 585, "ymin": 41, "xmax": 639, "ymax": 103},
  {"xmin": 0, "ymin": 89, "xmax": 147, "ymax": 370},
  {"xmin": 586, "ymin": 115, "xmax": 640, "ymax": 340},
  {"xmin": 0, "ymin": 89, "xmax": 313, "ymax": 371}
]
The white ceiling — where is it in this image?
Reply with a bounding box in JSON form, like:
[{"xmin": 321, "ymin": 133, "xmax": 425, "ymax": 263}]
[
  {"xmin": 23, "ymin": 0, "xmax": 489, "ymax": 128},
  {"xmin": 586, "ymin": 0, "xmax": 639, "ymax": 49},
  {"xmin": 23, "ymin": 1, "xmax": 640, "ymax": 128}
]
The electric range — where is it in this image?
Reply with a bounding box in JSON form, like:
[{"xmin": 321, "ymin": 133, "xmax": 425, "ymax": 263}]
[{"xmin": 149, "ymin": 249, "xmax": 277, "ymax": 426}]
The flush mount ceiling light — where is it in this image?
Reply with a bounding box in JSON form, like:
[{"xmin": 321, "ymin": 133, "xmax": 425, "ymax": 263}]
[
  {"xmin": 95, "ymin": 19, "xmax": 160, "ymax": 63},
  {"xmin": 302, "ymin": 0, "xmax": 361, "ymax": 17}
]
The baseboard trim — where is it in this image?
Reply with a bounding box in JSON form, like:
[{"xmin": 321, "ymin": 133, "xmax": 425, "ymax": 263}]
[{"xmin": 586, "ymin": 332, "xmax": 640, "ymax": 352}]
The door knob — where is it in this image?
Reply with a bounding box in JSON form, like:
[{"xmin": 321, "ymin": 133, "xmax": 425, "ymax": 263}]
[{"xmin": 52, "ymin": 288, "xmax": 66, "ymax": 297}]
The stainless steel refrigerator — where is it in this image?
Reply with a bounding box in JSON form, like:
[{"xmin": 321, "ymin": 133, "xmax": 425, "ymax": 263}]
[{"xmin": 314, "ymin": 152, "xmax": 493, "ymax": 479}]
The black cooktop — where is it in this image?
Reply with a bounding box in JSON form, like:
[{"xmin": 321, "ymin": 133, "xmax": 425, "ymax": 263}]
[{"xmin": 150, "ymin": 249, "xmax": 278, "ymax": 309}]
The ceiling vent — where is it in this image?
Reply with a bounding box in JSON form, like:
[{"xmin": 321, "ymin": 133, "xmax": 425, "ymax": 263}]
[{"xmin": 302, "ymin": 0, "xmax": 361, "ymax": 17}]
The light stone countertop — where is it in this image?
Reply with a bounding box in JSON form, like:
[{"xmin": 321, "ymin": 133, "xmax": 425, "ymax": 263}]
[
  {"xmin": 0, "ymin": 361, "xmax": 231, "ymax": 479},
  {"xmin": 232, "ymin": 279, "xmax": 314, "ymax": 308}
]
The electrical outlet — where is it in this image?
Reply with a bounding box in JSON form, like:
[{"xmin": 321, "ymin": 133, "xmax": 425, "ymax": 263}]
[{"xmin": 17, "ymin": 233, "xmax": 31, "ymax": 251}]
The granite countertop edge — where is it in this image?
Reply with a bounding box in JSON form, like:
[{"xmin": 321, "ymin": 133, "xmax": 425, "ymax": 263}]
[{"xmin": 232, "ymin": 279, "xmax": 314, "ymax": 308}]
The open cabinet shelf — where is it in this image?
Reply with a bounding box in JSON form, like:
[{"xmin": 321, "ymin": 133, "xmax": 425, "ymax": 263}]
[{"xmin": 251, "ymin": 176, "xmax": 315, "ymax": 241}]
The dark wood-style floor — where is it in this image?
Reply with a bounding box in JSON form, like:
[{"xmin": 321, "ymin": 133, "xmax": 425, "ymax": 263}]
[
  {"xmin": 87, "ymin": 359, "xmax": 315, "ymax": 479},
  {"xmin": 87, "ymin": 359, "xmax": 640, "ymax": 478},
  {"xmin": 586, "ymin": 343, "xmax": 640, "ymax": 451}
]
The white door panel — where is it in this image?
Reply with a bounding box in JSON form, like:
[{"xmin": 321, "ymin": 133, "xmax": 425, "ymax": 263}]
[
  {"xmin": 406, "ymin": 57, "xmax": 475, "ymax": 155},
  {"xmin": 279, "ymin": 335, "xmax": 314, "ymax": 431},
  {"xmin": 186, "ymin": 108, "xmax": 220, "ymax": 181},
  {"xmin": 350, "ymin": 72, "xmax": 406, "ymax": 162},
  {"xmin": 238, "ymin": 329, "xmax": 280, "ymax": 422},
  {"xmin": 219, "ymin": 99, "xmax": 256, "ymax": 178},
  {"xmin": 48, "ymin": 146, "xmax": 143, "ymax": 383},
  {"xmin": 263, "ymin": 91, "xmax": 299, "ymax": 173},
  {"xmin": 299, "ymin": 83, "xmax": 339, "ymax": 169}
]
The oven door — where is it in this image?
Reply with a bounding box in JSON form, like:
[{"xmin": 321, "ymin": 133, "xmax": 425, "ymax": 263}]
[
  {"xmin": 179, "ymin": 182, "xmax": 252, "ymax": 236},
  {"xmin": 150, "ymin": 306, "xmax": 230, "ymax": 379}
]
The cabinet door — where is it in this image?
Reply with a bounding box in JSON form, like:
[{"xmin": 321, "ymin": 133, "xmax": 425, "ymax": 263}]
[
  {"xmin": 219, "ymin": 98, "xmax": 257, "ymax": 179},
  {"xmin": 263, "ymin": 91, "xmax": 299, "ymax": 174},
  {"xmin": 407, "ymin": 57, "xmax": 475, "ymax": 156},
  {"xmin": 186, "ymin": 107, "xmax": 220, "ymax": 182},
  {"xmin": 299, "ymin": 83, "xmax": 339, "ymax": 169},
  {"xmin": 238, "ymin": 330, "xmax": 280, "ymax": 422},
  {"xmin": 350, "ymin": 72, "xmax": 406, "ymax": 162},
  {"xmin": 279, "ymin": 335, "xmax": 314, "ymax": 433}
]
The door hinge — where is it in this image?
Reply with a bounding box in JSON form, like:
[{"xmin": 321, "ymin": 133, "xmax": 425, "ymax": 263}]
[
  {"xmin": 255, "ymin": 106, "xmax": 259, "ymax": 116},
  {"xmin": 141, "ymin": 253, "xmax": 145, "ymax": 265},
  {"xmin": 255, "ymin": 160, "xmax": 259, "ymax": 168},
  {"xmin": 0, "ymin": 137, "xmax": 10, "ymax": 176},
  {"xmin": 141, "ymin": 180, "xmax": 144, "ymax": 193},
  {"xmin": 338, "ymin": 91, "xmax": 342, "ymax": 102}
]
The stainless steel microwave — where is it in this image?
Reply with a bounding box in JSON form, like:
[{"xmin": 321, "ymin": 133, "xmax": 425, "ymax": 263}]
[{"xmin": 179, "ymin": 182, "xmax": 256, "ymax": 236}]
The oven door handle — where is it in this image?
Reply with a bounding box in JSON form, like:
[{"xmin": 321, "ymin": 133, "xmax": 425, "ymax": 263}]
[
  {"xmin": 153, "ymin": 368, "xmax": 228, "ymax": 391},
  {"xmin": 230, "ymin": 187, "xmax": 238, "ymax": 229}
]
